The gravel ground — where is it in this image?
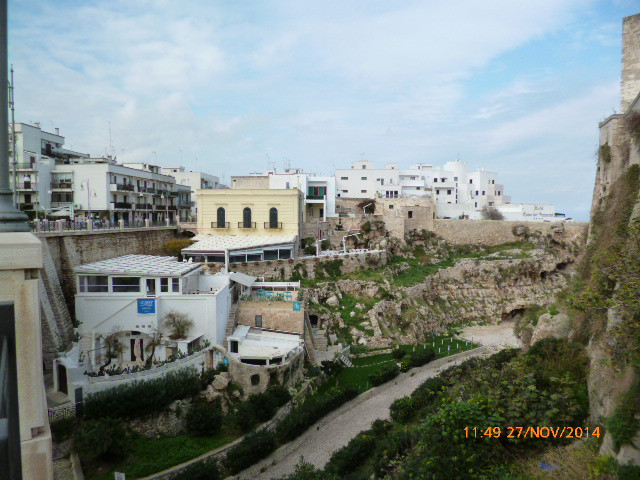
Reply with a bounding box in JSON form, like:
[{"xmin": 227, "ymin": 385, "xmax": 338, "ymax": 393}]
[
  {"xmin": 232, "ymin": 346, "xmax": 489, "ymax": 480},
  {"xmin": 459, "ymin": 321, "xmax": 522, "ymax": 351}
]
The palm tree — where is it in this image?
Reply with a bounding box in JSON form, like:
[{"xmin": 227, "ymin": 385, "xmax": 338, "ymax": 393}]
[{"xmin": 144, "ymin": 329, "xmax": 165, "ymax": 367}]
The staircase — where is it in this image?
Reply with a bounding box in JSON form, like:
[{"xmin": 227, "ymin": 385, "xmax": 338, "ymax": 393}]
[
  {"xmin": 223, "ymin": 303, "xmax": 238, "ymax": 345},
  {"xmin": 312, "ymin": 329, "xmax": 328, "ymax": 351},
  {"xmin": 303, "ymin": 312, "xmax": 318, "ymax": 365},
  {"xmin": 339, "ymin": 353, "xmax": 353, "ymax": 367}
]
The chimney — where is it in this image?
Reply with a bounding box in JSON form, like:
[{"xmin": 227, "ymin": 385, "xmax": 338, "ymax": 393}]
[{"xmin": 55, "ymin": 127, "xmax": 59, "ymax": 135}]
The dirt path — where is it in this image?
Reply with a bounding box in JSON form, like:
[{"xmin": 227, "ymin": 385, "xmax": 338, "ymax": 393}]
[
  {"xmin": 459, "ymin": 321, "xmax": 522, "ymax": 351},
  {"xmin": 231, "ymin": 346, "xmax": 489, "ymax": 480}
]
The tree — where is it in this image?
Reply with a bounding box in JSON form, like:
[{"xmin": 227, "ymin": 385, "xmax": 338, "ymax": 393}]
[
  {"xmin": 98, "ymin": 329, "xmax": 124, "ymax": 374},
  {"xmin": 480, "ymin": 206, "xmax": 504, "ymax": 220},
  {"xmin": 145, "ymin": 329, "xmax": 165, "ymax": 367},
  {"xmin": 163, "ymin": 310, "xmax": 194, "ymax": 340}
]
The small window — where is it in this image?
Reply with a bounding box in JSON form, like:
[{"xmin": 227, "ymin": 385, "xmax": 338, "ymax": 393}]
[
  {"xmin": 361, "ymin": 177, "xmax": 367, "ymax": 180},
  {"xmin": 476, "ymin": 191, "xmax": 479, "ymax": 195},
  {"xmin": 360, "ymin": 189, "xmax": 367, "ymax": 193},
  {"xmin": 160, "ymin": 278, "xmax": 169, "ymax": 293},
  {"xmin": 251, "ymin": 374, "xmax": 260, "ymax": 386},
  {"xmin": 434, "ymin": 178, "xmax": 437, "ymax": 182},
  {"xmin": 361, "ymin": 165, "xmax": 366, "ymax": 169},
  {"xmin": 243, "ymin": 207, "xmax": 252, "ymax": 228},
  {"xmin": 469, "ymin": 179, "xmax": 473, "ymax": 184},
  {"xmin": 447, "ymin": 189, "xmax": 452, "ymax": 194},
  {"xmin": 172, "ymin": 278, "xmax": 180, "ymax": 292},
  {"xmin": 408, "ymin": 211, "xmax": 413, "ymax": 219},
  {"xmin": 269, "ymin": 207, "xmax": 278, "ymax": 228},
  {"xmin": 230, "ymin": 340, "xmax": 238, "ymax": 353},
  {"xmin": 112, "ymin": 277, "xmax": 141, "ymax": 293},
  {"xmin": 216, "ymin": 207, "xmax": 225, "ymax": 227},
  {"xmin": 454, "ymin": 176, "xmax": 458, "ymax": 181},
  {"xmin": 255, "ymin": 315, "xmax": 263, "ymax": 327},
  {"xmin": 389, "ymin": 205, "xmax": 394, "ymax": 209},
  {"xmin": 341, "ymin": 176, "xmax": 348, "ymax": 180},
  {"xmin": 81, "ymin": 275, "xmax": 108, "ymax": 293},
  {"xmin": 482, "ymin": 191, "xmax": 485, "ymax": 195}
]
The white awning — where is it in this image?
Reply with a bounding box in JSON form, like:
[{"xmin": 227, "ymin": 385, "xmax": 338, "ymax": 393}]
[{"xmin": 229, "ymin": 272, "xmax": 256, "ymax": 287}]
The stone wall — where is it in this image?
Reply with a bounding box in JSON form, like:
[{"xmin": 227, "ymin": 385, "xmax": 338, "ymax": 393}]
[
  {"xmin": 202, "ymin": 250, "xmax": 388, "ymax": 281},
  {"xmin": 237, "ymin": 301, "xmax": 304, "ymax": 333},
  {"xmin": 622, "ymin": 14, "xmax": 640, "ymax": 111},
  {"xmin": 430, "ymin": 219, "xmax": 588, "ymax": 246}
]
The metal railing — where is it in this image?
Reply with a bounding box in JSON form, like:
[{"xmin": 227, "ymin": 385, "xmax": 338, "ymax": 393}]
[
  {"xmin": 237, "ymin": 221, "xmax": 256, "ymax": 229},
  {"xmin": 264, "ymin": 221, "xmax": 283, "ymax": 229},
  {"xmin": 31, "ymin": 219, "xmax": 178, "ymax": 232},
  {"xmin": 211, "ymin": 221, "xmax": 230, "ymax": 228},
  {"xmin": 50, "ymin": 181, "xmax": 72, "ymax": 189},
  {"xmin": 48, "ymin": 403, "xmax": 78, "ymax": 423}
]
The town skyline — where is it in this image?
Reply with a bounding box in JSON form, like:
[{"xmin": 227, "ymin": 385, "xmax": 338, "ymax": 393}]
[{"xmin": 9, "ymin": 1, "xmax": 639, "ymax": 221}]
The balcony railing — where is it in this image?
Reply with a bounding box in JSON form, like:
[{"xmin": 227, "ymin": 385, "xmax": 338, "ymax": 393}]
[
  {"xmin": 113, "ymin": 202, "xmax": 132, "ymax": 209},
  {"xmin": 17, "ymin": 182, "xmax": 37, "ymax": 191},
  {"xmin": 211, "ymin": 221, "xmax": 230, "ymax": 228},
  {"xmin": 50, "ymin": 181, "xmax": 73, "ymax": 189},
  {"xmin": 135, "ymin": 203, "xmax": 152, "ymax": 210},
  {"xmin": 168, "ymin": 191, "xmax": 179, "ymax": 198},
  {"xmin": 306, "ymin": 194, "xmax": 326, "ymax": 200},
  {"xmin": 13, "ymin": 162, "xmax": 36, "ymax": 170},
  {"xmin": 237, "ymin": 222, "xmax": 256, "ymax": 229},
  {"xmin": 138, "ymin": 186, "xmax": 153, "ymax": 193},
  {"xmin": 264, "ymin": 221, "xmax": 283, "ymax": 229},
  {"xmin": 168, "ymin": 205, "xmax": 178, "ymax": 211},
  {"xmin": 117, "ymin": 184, "xmax": 135, "ymax": 192}
]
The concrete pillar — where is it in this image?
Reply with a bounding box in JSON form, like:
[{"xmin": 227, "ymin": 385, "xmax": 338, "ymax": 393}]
[
  {"xmin": 55, "ymin": 220, "xmax": 62, "ymax": 232},
  {"xmin": 145, "ymin": 218, "xmax": 150, "ymax": 228},
  {"xmin": 0, "ymin": 233, "xmax": 54, "ymax": 479},
  {"xmin": 118, "ymin": 219, "xmax": 125, "ymax": 230}
]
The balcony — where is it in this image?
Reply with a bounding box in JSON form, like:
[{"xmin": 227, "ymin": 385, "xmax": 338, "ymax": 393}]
[
  {"xmin": 264, "ymin": 222, "xmax": 283, "ymax": 229},
  {"xmin": 13, "ymin": 162, "xmax": 36, "ymax": 171},
  {"xmin": 51, "ymin": 181, "xmax": 73, "ymax": 190},
  {"xmin": 19, "ymin": 203, "xmax": 34, "ymax": 211},
  {"xmin": 237, "ymin": 222, "xmax": 256, "ymax": 229},
  {"xmin": 138, "ymin": 186, "xmax": 153, "ymax": 193},
  {"xmin": 135, "ymin": 203, "xmax": 152, "ymax": 210},
  {"xmin": 168, "ymin": 205, "xmax": 178, "ymax": 211},
  {"xmin": 168, "ymin": 191, "xmax": 179, "ymax": 198},
  {"xmin": 110, "ymin": 183, "xmax": 135, "ymax": 192},
  {"xmin": 306, "ymin": 194, "xmax": 326, "ymax": 201},
  {"xmin": 51, "ymin": 202, "xmax": 73, "ymax": 208},
  {"xmin": 17, "ymin": 181, "xmax": 37, "ymax": 191},
  {"xmin": 113, "ymin": 202, "xmax": 132, "ymax": 209},
  {"xmin": 211, "ymin": 221, "xmax": 230, "ymax": 229}
]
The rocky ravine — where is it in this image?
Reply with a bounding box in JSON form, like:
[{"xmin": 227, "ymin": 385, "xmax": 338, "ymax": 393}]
[{"xmin": 305, "ymin": 236, "xmax": 584, "ymax": 347}]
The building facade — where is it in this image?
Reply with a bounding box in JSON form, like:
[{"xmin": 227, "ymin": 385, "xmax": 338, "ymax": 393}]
[
  {"xmin": 160, "ymin": 166, "xmax": 222, "ymax": 220},
  {"xmin": 231, "ymin": 168, "xmax": 336, "ymax": 220}
]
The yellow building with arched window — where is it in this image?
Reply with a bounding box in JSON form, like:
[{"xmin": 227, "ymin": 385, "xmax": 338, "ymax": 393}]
[{"xmin": 185, "ymin": 189, "xmax": 304, "ymax": 263}]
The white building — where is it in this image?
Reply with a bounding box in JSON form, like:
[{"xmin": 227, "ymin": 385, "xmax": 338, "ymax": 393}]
[
  {"xmin": 231, "ymin": 167, "xmax": 337, "ymax": 220},
  {"xmin": 8, "ymin": 122, "xmax": 88, "ymax": 216},
  {"xmin": 336, "ymin": 160, "xmax": 515, "ymax": 219},
  {"xmin": 160, "ymin": 166, "xmax": 221, "ymax": 220},
  {"xmin": 54, "ymin": 157, "xmax": 191, "ymax": 223}
]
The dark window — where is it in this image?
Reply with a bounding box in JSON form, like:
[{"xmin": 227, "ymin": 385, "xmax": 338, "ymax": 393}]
[
  {"xmin": 217, "ymin": 207, "xmax": 225, "ymax": 227},
  {"xmin": 408, "ymin": 211, "xmax": 413, "ymax": 219},
  {"xmin": 112, "ymin": 277, "xmax": 141, "ymax": 293},
  {"xmin": 160, "ymin": 278, "xmax": 169, "ymax": 293},
  {"xmin": 243, "ymin": 207, "xmax": 252, "ymax": 228},
  {"xmin": 255, "ymin": 315, "xmax": 263, "ymax": 327},
  {"xmin": 230, "ymin": 340, "xmax": 238, "ymax": 353},
  {"xmin": 172, "ymin": 278, "xmax": 180, "ymax": 292},
  {"xmin": 447, "ymin": 189, "xmax": 452, "ymax": 194},
  {"xmin": 389, "ymin": 205, "xmax": 394, "ymax": 209},
  {"xmin": 469, "ymin": 179, "xmax": 473, "ymax": 184},
  {"xmin": 264, "ymin": 250, "xmax": 278, "ymax": 260},
  {"xmin": 251, "ymin": 374, "xmax": 260, "ymax": 385},
  {"xmin": 361, "ymin": 177, "xmax": 367, "ymax": 180},
  {"xmin": 269, "ymin": 207, "xmax": 278, "ymax": 228}
]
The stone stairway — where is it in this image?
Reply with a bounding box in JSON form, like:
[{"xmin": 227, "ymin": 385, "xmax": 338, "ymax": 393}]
[
  {"xmin": 40, "ymin": 240, "xmax": 75, "ymax": 368},
  {"xmin": 223, "ymin": 304, "xmax": 238, "ymax": 345},
  {"xmin": 312, "ymin": 329, "xmax": 328, "ymax": 351},
  {"xmin": 339, "ymin": 353, "xmax": 353, "ymax": 367}
]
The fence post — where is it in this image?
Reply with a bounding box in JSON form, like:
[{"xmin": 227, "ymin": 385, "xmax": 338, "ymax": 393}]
[{"xmin": 119, "ymin": 219, "xmax": 125, "ymax": 230}]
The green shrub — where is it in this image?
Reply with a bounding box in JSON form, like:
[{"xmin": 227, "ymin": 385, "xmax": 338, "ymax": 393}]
[
  {"xmin": 390, "ymin": 396, "xmax": 415, "ymax": 423},
  {"xmin": 232, "ymin": 385, "xmax": 291, "ymax": 432},
  {"xmin": 231, "ymin": 402, "xmax": 259, "ymax": 433},
  {"xmin": 277, "ymin": 386, "xmax": 358, "ymax": 442},
  {"xmin": 391, "ymin": 347, "xmax": 406, "ymax": 360},
  {"xmin": 370, "ymin": 419, "xmax": 392, "ymax": 437},
  {"xmin": 618, "ymin": 465, "xmax": 640, "ymax": 480},
  {"xmin": 408, "ymin": 347, "xmax": 436, "ymax": 367},
  {"xmin": 185, "ymin": 403, "xmax": 223, "ymax": 436},
  {"xmin": 411, "ymin": 377, "xmax": 443, "ymax": 406},
  {"xmin": 325, "ymin": 432, "xmax": 377, "ymax": 476},
  {"xmin": 172, "ymin": 458, "xmax": 222, "ymax": 480},
  {"xmin": 50, "ymin": 417, "xmax": 77, "ymax": 442},
  {"xmin": 162, "ymin": 239, "xmax": 195, "ymax": 257},
  {"xmin": 224, "ymin": 430, "xmax": 277, "ymax": 474},
  {"xmin": 304, "ymin": 245, "xmax": 316, "ymax": 255},
  {"xmin": 320, "ymin": 360, "xmax": 344, "ymax": 376},
  {"xmin": 373, "ymin": 427, "xmax": 419, "ymax": 477},
  {"xmin": 83, "ymin": 368, "xmax": 201, "ymax": 419},
  {"xmin": 73, "ymin": 418, "xmax": 130, "ymax": 461},
  {"xmin": 399, "ymin": 360, "xmax": 411, "ymax": 372},
  {"xmin": 368, "ymin": 364, "xmax": 399, "ymax": 387}
]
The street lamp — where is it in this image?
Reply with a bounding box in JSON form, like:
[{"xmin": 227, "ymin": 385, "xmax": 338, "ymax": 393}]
[{"xmin": 80, "ymin": 179, "xmax": 95, "ymax": 222}]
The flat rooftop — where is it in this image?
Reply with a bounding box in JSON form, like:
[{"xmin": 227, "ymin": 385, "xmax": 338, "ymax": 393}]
[
  {"xmin": 230, "ymin": 325, "xmax": 302, "ymax": 358},
  {"xmin": 183, "ymin": 234, "xmax": 296, "ymax": 253},
  {"xmin": 75, "ymin": 254, "xmax": 201, "ymax": 277}
]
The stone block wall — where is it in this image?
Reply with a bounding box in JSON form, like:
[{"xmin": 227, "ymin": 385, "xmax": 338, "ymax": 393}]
[
  {"xmin": 237, "ymin": 301, "xmax": 304, "ymax": 333},
  {"xmin": 431, "ymin": 219, "xmax": 589, "ymax": 246},
  {"xmin": 622, "ymin": 14, "xmax": 640, "ymax": 111},
  {"xmin": 202, "ymin": 250, "xmax": 388, "ymax": 280}
]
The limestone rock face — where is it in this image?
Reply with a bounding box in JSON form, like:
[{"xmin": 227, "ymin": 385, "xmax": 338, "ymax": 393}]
[
  {"xmin": 530, "ymin": 313, "xmax": 571, "ymax": 344},
  {"xmin": 326, "ymin": 295, "xmax": 339, "ymax": 307},
  {"xmin": 204, "ymin": 385, "xmax": 223, "ymax": 402},
  {"xmin": 212, "ymin": 374, "xmax": 230, "ymax": 390}
]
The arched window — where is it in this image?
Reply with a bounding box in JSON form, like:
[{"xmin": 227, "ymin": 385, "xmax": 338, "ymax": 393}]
[
  {"xmin": 269, "ymin": 207, "xmax": 278, "ymax": 228},
  {"xmin": 243, "ymin": 207, "xmax": 252, "ymax": 228},
  {"xmin": 216, "ymin": 207, "xmax": 225, "ymax": 227}
]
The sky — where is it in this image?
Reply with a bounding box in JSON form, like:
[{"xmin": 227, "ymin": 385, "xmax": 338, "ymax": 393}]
[{"xmin": 8, "ymin": 1, "xmax": 640, "ymax": 220}]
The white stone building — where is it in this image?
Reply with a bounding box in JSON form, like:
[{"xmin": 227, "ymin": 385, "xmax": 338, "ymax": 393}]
[
  {"xmin": 336, "ymin": 160, "xmax": 517, "ymax": 219},
  {"xmin": 160, "ymin": 165, "xmax": 222, "ymax": 220},
  {"xmin": 8, "ymin": 122, "xmax": 88, "ymax": 216},
  {"xmin": 231, "ymin": 167, "xmax": 337, "ymax": 220}
]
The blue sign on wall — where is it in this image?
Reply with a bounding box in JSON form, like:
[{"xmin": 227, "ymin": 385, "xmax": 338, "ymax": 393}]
[
  {"xmin": 137, "ymin": 299, "xmax": 156, "ymax": 314},
  {"xmin": 293, "ymin": 301, "xmax": 302, "ymax": 311}
]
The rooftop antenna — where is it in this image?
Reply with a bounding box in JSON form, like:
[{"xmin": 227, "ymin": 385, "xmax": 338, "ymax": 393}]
[
  {"xmin": 9, "ymin": 64, "xmax": 16, "ymax": 208},
  {"xmin": 108, "ymin": 121, "xmax": 114, "ymax": 157}
]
